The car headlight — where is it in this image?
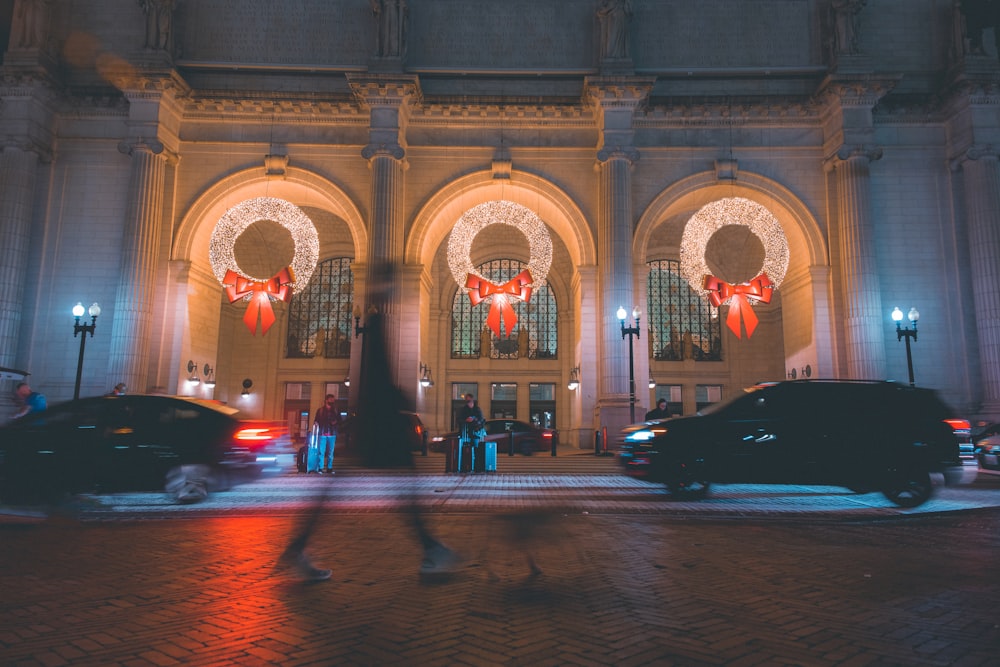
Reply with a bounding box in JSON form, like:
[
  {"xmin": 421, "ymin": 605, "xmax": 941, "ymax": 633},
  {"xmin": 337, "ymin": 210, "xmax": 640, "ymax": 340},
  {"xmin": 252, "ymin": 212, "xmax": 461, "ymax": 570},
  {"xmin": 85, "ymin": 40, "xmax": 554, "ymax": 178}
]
[{"xmin": 625, "ymin": 429, "xmax": 657, "ymax": 443}]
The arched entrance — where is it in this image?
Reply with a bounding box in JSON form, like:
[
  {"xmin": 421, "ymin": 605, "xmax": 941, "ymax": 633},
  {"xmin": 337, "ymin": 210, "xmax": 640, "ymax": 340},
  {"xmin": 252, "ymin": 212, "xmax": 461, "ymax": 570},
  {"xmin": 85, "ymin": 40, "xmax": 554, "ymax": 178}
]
[
  {"xmin": 171, "ymin": 167, "xmax": 368, "ymax": 426},
  {"xmin": 635, "ymin": 170, "xmax": 830, "ymax": 414},
  {"xmin": 407, "ymin": 169, "xmax": 598, "ymax": 447}
]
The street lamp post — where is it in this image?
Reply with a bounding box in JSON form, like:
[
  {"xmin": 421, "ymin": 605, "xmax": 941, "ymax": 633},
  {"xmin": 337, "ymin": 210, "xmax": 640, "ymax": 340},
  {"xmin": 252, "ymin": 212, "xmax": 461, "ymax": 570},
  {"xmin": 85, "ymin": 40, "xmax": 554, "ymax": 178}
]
[
  {"xmin": 891, "ymin": 306, "xmax": 919, "ymax": 387},
  {"xmin": 617, "ymin": 305, "xmax": 641, "ymax": 423},
  {"xmin": 72, "ymin": 302, "xmax": 101, "ymax": 400}
]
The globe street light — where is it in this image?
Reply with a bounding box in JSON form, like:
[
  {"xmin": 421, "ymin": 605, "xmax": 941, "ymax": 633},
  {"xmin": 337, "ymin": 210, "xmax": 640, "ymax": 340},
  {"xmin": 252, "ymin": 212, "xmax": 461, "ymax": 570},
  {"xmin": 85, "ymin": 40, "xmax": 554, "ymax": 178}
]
[
  {"xmin": 891, "ymin": 306, "xmax": 919, "ymax": 387},
  {"xmin": 72, "ymin": 302, "xmax": 101, "ymax": 400},
  {"xmin": 617, "ymin": 305, "xmax": 641, "ymax": 423}
]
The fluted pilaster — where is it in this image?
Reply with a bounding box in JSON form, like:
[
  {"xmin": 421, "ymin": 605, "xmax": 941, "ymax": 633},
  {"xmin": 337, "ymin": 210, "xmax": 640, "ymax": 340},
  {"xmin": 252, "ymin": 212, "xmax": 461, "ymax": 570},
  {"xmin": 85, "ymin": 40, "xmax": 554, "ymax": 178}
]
[
  {"xmin": 597, "ymin": 148, "xmax": 638, "ymax": 400},
  {"xmin": 959, "ymin": 148, "xmax": 1000, "ymax": 411},
  {"xmin": 831, "ymin": 146, "xmax": 886, "ymax": 380},
  {"xmin": 107, "ymin": 139, "xmax": 168, "ymax": 392},
  {"xmin": 0, "ymin": 146, "xmax": 39, "ymax": 368}
]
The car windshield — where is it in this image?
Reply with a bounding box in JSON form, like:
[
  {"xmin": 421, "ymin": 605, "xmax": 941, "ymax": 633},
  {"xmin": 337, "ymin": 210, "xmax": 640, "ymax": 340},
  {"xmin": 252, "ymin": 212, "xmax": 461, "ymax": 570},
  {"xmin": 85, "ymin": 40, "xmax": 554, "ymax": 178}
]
[{"xmin": 697, "ymin": 384, "xmax": 769, "ymax": 416}]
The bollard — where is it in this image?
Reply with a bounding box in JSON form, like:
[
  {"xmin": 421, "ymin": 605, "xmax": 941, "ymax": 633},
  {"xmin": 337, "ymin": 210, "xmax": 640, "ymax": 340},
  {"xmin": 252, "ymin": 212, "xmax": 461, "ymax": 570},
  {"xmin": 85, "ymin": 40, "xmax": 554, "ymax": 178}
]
[
  {"xmin": 594, "ymin": 428, "xmax": 602, "ymax": 455},
  {"xmin": 508, "ymin": 430, "xmax": 515, "ymax": 456},
  {"xmin": 551, "ymin": 433, "xmax": 557, "ymax": 456}
]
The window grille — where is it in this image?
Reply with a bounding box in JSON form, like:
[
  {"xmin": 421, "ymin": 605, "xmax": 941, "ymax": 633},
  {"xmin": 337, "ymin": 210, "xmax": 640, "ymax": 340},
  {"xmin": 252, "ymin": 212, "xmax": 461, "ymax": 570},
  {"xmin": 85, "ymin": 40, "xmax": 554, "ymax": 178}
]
[
  {"xmin": 451, "ymin": 258, "xmax": 557, "ymax": 360},
  {"xmin": 285, "ymin": 257, "xmax": 354, "ymax": 359},
  {"xmin": 647, "ymin": 259, "xmax": 722, "ymax": 361}
]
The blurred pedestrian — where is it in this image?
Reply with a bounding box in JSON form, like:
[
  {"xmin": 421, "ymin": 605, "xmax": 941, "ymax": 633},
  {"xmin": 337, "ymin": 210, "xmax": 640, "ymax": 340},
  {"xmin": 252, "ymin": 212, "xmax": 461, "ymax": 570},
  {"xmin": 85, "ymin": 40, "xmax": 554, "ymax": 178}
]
[
  {"xmin": 13, "ymin": 382, "xmax": 46, "ymax": 418},
  {"xmin": 278, "ymin": 262, "xmax": 460, "ymax": 582},
  {"xmin": 107, "ymin": 383, "xmax": 127, "ymax": 396}
]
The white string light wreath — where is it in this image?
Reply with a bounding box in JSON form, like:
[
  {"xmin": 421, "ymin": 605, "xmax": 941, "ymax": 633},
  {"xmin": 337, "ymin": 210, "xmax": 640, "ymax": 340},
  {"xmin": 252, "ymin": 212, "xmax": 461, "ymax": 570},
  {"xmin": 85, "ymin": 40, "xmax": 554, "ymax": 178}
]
[
  {"xmin": 679, "ymin": 197, "xmax": 789, "ymax": 338},
  {"xmin": 209, "ymin": 196, "xmax": 319, "ymax": 294},
  {"xmin": 447, "ymin": 200, "xmax": 552, "ymax": 287},
  {"xmin": 447, "ymin": 200, "xmax": 553, "ymax": 338}
]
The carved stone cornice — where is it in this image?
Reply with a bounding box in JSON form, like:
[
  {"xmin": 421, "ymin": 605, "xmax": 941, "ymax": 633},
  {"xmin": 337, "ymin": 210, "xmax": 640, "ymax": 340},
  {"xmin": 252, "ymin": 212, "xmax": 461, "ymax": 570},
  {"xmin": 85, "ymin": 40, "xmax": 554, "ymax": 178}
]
[
  {"xmin": 103, "ymin": 67, "xmax": 189, "ymax": 101},
  {"xmin": 637, "ymin": 98, "xmax": 820, "ymax": 126},
  {"xmin": 347, "ymin": 74, "xmax": 421, "ymax": 108},
  {"xmin": 816, "ymin": 75, "xmax": 898, "ymax": 109},
  {"xmin": 583, "ymin": 76, "xmax": 655, "ymax": 111}
]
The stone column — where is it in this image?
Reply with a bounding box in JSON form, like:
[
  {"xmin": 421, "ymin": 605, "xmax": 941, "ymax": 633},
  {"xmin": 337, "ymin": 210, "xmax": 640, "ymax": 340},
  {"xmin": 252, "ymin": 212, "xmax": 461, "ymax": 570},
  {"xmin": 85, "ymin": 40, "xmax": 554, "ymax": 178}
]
[
  {"xmin": 597, "ymin": 148, "xmax": 640, "ymax": 403},
  {"xmin": 351, "ymin": 76, "xmax": 417, "ymax": 379},
  {"xmin": 958, "ymin": 147, "xmax": 1000, "ymax": 413},
  {"xmin": 830, "ymin": 145, "xmax": 886, "ymax": 381},
  {"xmin": 108, "ymin": 138, "xmax": 170, "ymax": 392},
  {"xmin": 585, "ymin": 78, "xmax": 652, "ymax": 434},
  {"xmin": 0, "ymin": 145, "xmax": 40, "ymax": 368}
]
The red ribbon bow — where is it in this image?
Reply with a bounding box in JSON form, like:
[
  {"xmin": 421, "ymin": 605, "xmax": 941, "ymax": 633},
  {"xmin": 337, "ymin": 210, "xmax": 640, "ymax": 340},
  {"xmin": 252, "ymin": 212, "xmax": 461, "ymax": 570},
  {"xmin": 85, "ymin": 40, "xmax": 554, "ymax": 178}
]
[
  {"xmin": 223, "ymin": 267, "xmax": 295, "ymax": 335},
  {"xmin": 703, "ymin": 272, "xmax": 773, "ymax": 339},
  {"xmin": 465, "ymin": 269, "xmax": 534, "ymax": 338}
]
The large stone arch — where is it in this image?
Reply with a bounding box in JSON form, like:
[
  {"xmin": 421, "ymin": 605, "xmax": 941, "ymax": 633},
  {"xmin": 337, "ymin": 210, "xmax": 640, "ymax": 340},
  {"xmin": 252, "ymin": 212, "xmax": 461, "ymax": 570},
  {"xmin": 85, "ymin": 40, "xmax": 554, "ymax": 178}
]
[
  {"xmin": 166, "ymin": 167, "xmax": 367, "ymax": 411},
  {"xmin": 407, "ymin": 169, "xmax": 595, "ymax": 269},
  {"xmin": 636, "ymin": 170, "xmax": 834, "ymax": 380},
  {"xmin": 174, "ymin": 166, "xmax": 368, "ymax": 267},
  {"xmin": 406, "ymin": 169, "xmax": 596, "ymax": 444}
]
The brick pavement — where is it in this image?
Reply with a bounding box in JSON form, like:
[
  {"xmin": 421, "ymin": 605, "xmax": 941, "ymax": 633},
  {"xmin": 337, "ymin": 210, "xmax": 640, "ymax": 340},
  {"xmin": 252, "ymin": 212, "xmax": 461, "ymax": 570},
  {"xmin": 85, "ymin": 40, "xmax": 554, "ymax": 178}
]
[{"xmin": 2, "ymin": 460, "xmax": 999, "ymax": 666}]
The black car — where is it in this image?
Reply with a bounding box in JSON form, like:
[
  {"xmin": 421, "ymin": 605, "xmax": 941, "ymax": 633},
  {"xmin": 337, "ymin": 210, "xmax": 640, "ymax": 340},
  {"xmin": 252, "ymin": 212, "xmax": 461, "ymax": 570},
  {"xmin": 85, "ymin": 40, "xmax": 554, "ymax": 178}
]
[
  {"xmin": 336, "ymin": 411, "xmax": 428, "ymax": 456},
  {"xmin": 0, "ymin": 395, "xmax": 266, "ymax": 504},
  {"xmin": 619, "ymin": 380, "xmax": 963, "ymax": 507}
]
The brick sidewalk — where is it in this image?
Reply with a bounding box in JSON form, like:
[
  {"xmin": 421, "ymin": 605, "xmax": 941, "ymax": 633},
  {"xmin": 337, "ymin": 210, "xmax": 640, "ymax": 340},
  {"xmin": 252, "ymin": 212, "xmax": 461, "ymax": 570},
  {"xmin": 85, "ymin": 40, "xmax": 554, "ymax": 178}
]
[{"xmin": 2, "ymin": 500, "xmax": 999, "ymax": 666}]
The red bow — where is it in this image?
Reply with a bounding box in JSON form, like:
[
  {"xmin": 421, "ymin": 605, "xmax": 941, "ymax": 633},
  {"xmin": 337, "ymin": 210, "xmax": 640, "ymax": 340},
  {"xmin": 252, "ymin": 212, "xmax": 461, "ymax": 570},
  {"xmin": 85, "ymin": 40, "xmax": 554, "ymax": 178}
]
[
  {"xmin": 223, "ymin": 267, "xmax": 295, "ymax": 335},
  {"xmin": 703, "ymin": 272, "xmax": 773, "ymax": 339},
  {"xmin": 465, "ymin": 269, "xmax": 534, "ymax": 338}
]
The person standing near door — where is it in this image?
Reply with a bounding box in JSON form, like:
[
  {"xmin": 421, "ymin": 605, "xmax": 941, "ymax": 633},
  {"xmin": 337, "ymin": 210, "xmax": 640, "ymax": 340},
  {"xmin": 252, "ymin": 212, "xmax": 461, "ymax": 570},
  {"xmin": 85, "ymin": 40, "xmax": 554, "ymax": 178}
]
[{"xmin": 311, "ymin": 394, "xmax": 341, "ymax": 474}]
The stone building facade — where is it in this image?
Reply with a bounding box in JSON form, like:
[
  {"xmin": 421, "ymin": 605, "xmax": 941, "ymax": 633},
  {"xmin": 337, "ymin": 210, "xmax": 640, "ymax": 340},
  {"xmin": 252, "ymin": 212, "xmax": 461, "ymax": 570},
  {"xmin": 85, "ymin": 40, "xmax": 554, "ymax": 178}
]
[{"xmin": 1, "ymin": 0, "xmax": 998, "ymax": 446}]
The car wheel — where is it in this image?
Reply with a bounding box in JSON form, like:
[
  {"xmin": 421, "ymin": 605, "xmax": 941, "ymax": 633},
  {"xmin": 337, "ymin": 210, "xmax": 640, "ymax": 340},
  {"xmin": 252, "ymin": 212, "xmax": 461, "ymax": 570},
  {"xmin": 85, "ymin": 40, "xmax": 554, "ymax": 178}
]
[
  {"xmin": 880, "ymin": 468, "xmax": 932, "ymax": 508},
  {"xmin": 664, "ymin": 460, "xmax": 710, "ymax": 499},
  {"xmin": 520, "ymin": 439, "xmax": 536, "ymax": 456},
  {"xmin": 165, "ymin": 464, "xmax": 211, "ymax": 504}
]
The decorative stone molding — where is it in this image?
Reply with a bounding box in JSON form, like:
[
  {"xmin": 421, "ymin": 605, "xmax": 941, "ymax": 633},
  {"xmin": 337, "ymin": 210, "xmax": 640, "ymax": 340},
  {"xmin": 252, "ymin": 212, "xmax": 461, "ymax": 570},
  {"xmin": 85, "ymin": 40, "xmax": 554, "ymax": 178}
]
[
  {"xmin": 361, "ymin": 142, "xmax": 405, "ymax": 160},
  {"xmin": 596, "ymin": 146, "xmax": 639, "ymax": 164},
  {"xmin": 715, "ymin": 158, "xmax": 738, "ymax": 180},
  {"xmin": 823, "ymin": 144, "xmax": 882, "ymax": 171},
  {"xmin": 347, "ymin": 75, "xmax": 421, "ymax": 108},
  {"xmin": 950, "ymin": 144, "xmax": 1000, "ymax": 172},
  {"xmin": 264, "ymin": 153, "xmax": 289, "ymax": 176}
]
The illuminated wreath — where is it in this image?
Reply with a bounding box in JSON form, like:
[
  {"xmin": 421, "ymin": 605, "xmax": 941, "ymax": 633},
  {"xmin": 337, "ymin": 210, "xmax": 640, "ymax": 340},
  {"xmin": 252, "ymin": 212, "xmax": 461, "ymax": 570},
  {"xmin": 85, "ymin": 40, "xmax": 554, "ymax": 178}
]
[
  {"xmin": 447, "ymin": 200, "xmax": 552, "ymax": 287},
  {"xmin": 447, "ymin": 200, "xmax": 553, "ymax": 338},
  {"xmin": 209, "ymin": 196, "xmax": 319, "ymax": 294},
  {"xmin": 680, "ymin": 197, "xmax": 788, "ymax": 295},
  {"xmin": 679, "ymin": 197, "xmax": 789, "ymax": 338}
]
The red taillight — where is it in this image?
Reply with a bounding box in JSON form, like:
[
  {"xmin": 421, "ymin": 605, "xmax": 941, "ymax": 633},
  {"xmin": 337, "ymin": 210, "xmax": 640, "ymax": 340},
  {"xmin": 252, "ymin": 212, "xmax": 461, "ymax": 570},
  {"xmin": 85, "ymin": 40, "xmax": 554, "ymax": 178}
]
[
  {"xmin": 944, "ymin": 418, "xmax": 970, "ymax": 431},
  {"xmin": 542, "ymin": 431, "xmax": 553, "ymax": 439},
  {"xmin": 234, "ymin": 427, "xmax": 274, "ymax": 446}
]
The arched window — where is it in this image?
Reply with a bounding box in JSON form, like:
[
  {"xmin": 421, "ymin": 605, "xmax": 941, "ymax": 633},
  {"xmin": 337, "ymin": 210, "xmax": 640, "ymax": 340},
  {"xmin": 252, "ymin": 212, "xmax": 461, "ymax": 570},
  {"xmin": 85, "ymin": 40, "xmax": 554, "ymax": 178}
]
[
  {"xmin": 451, "ymin": 258, "xmax": 557, "ymax": 360},
  {"xmin": 286, "ymin": 257, "xmax": 354, "ymax": 359},
  {"xmin": 647, "ymin": 259, "xmax": 722, "ymax": 361}
]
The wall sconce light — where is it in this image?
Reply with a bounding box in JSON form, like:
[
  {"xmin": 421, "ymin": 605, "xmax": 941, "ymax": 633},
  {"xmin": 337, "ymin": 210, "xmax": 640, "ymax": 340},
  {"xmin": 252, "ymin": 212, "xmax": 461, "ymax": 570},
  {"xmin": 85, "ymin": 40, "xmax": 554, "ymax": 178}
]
[
  {"xmin": 241, "ymin": 378, "xmax": 253, "ymax": 397},
  {"xmin": 186, "ymin": 360, "xmax": 200, "ymax": 385},
  {"xmin": 567, "ymin": 366, "xmax": 580, "ymax": 391},
  {"xmin": 343, "ymin": 376, "xmax": 350, "ymax": 388},
  {"xmin": 203, "ymin": 364, "xmax": 216, "ymax": 387},
  {"xmin": 787, "ymin": 364, "xmax": 813, "ymax": 380},
  {"xmin": 419, "ymin": 362, "xmax": 434, "ymax": 388},
  {"xmin": 648, "ymin": 377, "xmax": 656, "ymax": 389}
]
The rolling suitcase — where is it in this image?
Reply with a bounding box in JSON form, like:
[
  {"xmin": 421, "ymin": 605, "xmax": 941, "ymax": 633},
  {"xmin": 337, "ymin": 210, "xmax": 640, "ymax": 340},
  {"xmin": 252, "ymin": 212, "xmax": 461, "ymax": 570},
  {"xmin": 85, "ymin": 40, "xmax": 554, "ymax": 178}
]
[{"xmin": 483, "ymin": 441, "xmax": 497, "ymax": 472}]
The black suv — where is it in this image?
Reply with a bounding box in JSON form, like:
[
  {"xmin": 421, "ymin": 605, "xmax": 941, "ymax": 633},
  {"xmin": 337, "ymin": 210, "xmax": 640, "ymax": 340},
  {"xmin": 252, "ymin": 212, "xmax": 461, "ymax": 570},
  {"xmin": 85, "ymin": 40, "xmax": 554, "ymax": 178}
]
[{"xmin": 619, "ymin": 380, "xmax": 963, "ymax": 507}]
